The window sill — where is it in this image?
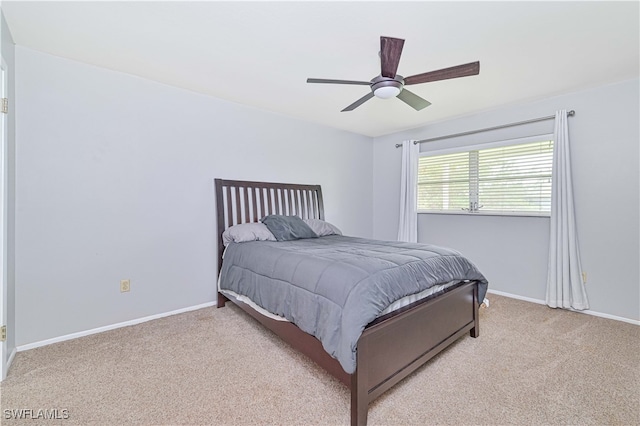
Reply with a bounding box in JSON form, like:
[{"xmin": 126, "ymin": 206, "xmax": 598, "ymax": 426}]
[{"xmin": 418, "ymin": 210, "xmax": 550, "ymax": 218}]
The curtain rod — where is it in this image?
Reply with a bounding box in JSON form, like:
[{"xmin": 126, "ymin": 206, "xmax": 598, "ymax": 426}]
[{"xmin": 394, "ymin": 110, "xmax": 575, "ymax": 148}]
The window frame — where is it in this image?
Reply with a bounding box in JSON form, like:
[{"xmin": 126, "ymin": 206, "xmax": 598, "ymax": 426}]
[{"xmin": 417, "ymin": 134, "xmax": 554, "ymax": 218}]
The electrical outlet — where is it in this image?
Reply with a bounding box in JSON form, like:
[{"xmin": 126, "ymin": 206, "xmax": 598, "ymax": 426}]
[
  {"xmin": 582, "ymin": 272, "xmax": 587, "ymax": 284},
  {"xmin": 120, "ymin": 279, "xmax": 130, "ymax": 293}
]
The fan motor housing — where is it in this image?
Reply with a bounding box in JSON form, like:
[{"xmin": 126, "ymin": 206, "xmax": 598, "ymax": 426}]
[
  {"xmin": 370, "ymin": 75, "xmax": 404, "ymax": 92},
  {"xmin": 370, "ymin": 75, "xmax": 404, "ymax": 98}
]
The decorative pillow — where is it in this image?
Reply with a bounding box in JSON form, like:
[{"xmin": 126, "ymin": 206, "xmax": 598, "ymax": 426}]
[
  {"xmin": 261, "ymin": 215, "xmax": 318, "ymax": 241},
  {"xmin": 222, "ymin": 222, "xmax": 276, "ymax": 246},
  {"xmin": 303, "ymin": 218, "xmax": 343, "ymax": 237}
]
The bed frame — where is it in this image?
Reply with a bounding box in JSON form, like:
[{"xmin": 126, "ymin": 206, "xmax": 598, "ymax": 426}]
[{"xmin": 214, "ymin": 178, "xmax": 480, "ymax": 426}]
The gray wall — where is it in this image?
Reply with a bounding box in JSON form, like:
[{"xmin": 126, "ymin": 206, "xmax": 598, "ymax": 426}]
[
  {"xmin": 1, "ymin": 10, "xmax": 16, "ymax": 365},
  {"xmin": 15, "ymin": 47, "xmax": 373, "ymax": 346},
  {"xmin": 10, "ymin": 44, "xmax": 640, "ymax": 349},
  {"xmin": 373, "ymin": 78, "xmax": 639, "ymax": 321}
]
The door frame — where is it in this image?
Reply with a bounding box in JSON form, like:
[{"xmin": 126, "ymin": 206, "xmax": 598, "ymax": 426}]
[{"xmin": 0, "ymin": 56, "xmax": 8, "ymax": 380}]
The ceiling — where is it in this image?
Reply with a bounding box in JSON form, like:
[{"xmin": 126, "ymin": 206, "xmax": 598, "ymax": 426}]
[{"xmin": 2, "ymin": 1, "xmax": 639, "ymax": 137}]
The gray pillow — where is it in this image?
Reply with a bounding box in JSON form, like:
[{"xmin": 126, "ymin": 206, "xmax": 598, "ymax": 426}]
[
  {"xmin": 303, "ymin": 218, "xmax": 343, "ymax": 236},
  {"xmin": 261, "ymin": 215, "xmax": 318, "ymax": 241}
]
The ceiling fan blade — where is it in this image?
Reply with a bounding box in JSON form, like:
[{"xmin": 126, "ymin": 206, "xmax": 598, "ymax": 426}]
[
  {"xmin": 404, "ymin": 61, "xmax": 480, "ymax": 86},
  {"xmin": 307, "ymin": 78, "xmax": 371, "ymax": 85},
  {"xmin": 341, "ymin": 92, "xmax": 375, "ymax": 112},
  {"xmin": 397, "ymin": 89, "xmax": 431, "ymax": 111},
  {"xmin": 380, "ymin": 36, "xmax": 405, "ymax": 78}
]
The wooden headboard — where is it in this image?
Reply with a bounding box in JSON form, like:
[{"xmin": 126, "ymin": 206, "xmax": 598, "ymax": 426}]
[{"xmin": 214, "ymin": 178, "xmax": 324, "ymax": 273}]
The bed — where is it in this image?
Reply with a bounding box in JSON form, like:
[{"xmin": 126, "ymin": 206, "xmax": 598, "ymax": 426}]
[{"xmin": 214, "ymin": 178, "xmax": 488, "ymax": 425}]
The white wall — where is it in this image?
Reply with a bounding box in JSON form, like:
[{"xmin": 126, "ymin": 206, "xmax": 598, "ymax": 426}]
[
  {"xmin": 1, "ymin": 10, "xmax": 16, "ymax": 365},
  {"xmin": 15, "ymin": 47, "xmax": 373, "ymax": 346},
  {"xmin": 373, "ymin": 78, "xmax": 640, "ymax": 321}
]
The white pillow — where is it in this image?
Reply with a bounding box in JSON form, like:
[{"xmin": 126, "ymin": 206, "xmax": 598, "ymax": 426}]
[
  {"xmin": 222, "ymin": 222, "xmax": 276, "ymax": 246},
  {"xmin": 302, "ymin": 219, "xmax": 343, "ymax": 237}
]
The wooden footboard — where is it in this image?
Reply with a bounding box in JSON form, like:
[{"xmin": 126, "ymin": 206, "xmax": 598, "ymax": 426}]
[
  {"xmin": 351, "ymin": 282, "xmax": 479, "ymax": 426},
  {"xmin": 218, "ymin": 281, "xmax": 479, "ymax": 426}
]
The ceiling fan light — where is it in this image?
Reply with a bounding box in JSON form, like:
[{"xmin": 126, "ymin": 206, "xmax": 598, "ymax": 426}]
[{"xmin": 374, "ymin": 86, "xmax": 401, "ymax": 99}]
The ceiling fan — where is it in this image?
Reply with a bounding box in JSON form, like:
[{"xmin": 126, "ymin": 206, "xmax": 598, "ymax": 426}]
[{"xmin": 307, "ymin": 36, "xmax": 480, "ymax": 112}]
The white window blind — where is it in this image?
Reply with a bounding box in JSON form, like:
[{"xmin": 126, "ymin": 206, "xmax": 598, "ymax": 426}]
[
  {"xmin": 418, "ymin": 151, "xmax": 470, "ymax": 211},
  {"xmin": 418, "ymin": 136, "xmax": 554, "ymax": 215}
]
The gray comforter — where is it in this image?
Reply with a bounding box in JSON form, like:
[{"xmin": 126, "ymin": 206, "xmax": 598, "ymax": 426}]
[{"xmin": 219, "ymin": 235, "xmax": 488, "ymax": 374}]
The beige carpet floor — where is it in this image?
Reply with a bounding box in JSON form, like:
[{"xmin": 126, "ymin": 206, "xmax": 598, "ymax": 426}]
[{"xmin": 1, "ymin": 294, "xmax": 638, "ymax": 425}]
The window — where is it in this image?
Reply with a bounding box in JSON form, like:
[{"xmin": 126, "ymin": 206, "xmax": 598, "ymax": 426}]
[{"xmin": 417, "ymin": 135, "xmax": 554, "ymax": 215}]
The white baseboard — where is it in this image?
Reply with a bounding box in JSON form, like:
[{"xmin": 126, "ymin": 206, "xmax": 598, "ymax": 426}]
[
  {"xmin": 3, "ymin": 347, "xmax": 17, "ymax": 380},
  {"xmin": 16, "ymin": 302, "xmax": 216, "ymax": 352},
  {"xmin": 487, "ymin": 289, "xmax": 547, "ymax": 306},
  {"xmin": 487, "ymin": 289, "xmax": 639, "ymax": 326}
]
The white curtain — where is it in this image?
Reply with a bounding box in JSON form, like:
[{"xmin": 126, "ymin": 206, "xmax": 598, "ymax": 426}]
[
  {"xmin": 546, "ymin": 110, "xmax": 589, "ymax": 310},
  {"xmin": 397, "ymin": 140, "xmax": 419, "ymax": 242}
]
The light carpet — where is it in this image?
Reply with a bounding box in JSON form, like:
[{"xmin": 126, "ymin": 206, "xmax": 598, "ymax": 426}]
[{"xmin": 1, "ymin": 294, "xmax": 638, "ymax": 425}]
